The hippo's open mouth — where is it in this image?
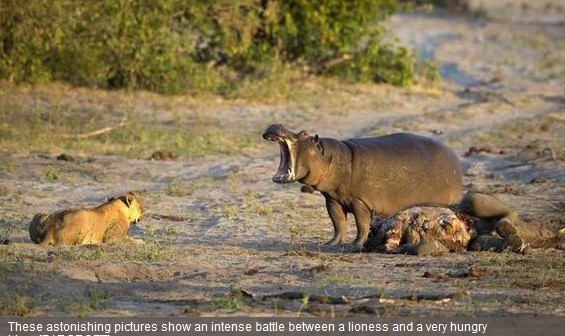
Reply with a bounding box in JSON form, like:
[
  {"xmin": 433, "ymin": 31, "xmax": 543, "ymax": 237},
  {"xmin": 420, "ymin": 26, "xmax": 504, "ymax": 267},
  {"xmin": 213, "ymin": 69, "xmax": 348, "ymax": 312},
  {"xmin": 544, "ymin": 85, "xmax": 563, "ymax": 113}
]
[{"xmin": 262, "ymin": 124, "xmax": 298, "ymax": 183}]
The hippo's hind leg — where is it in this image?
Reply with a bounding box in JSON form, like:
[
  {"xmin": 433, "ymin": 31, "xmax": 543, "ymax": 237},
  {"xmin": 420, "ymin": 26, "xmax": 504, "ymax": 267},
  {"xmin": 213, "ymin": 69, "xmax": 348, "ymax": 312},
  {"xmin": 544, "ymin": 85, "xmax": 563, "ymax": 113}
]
[
  {"xmin": 459, "ymin": 192, "xmax": 513, "ymax": 219},
  {"xmin": 325, "ymin": 197, "xmax": 347, "ymax": 245},
  {"xmin": 493, "ymin": 212, "xmax": 527, "ymax": 253},
  {"xmin": 460, "ymin": 192, "xmax": 528, "ymax": 253},
  {"xmin": 461, "ymin": 192, "xmax": 559, "ymax": 253},
  {"xmin": 495, "ymin": 212, "xmax": 555, "ymax": 254}
]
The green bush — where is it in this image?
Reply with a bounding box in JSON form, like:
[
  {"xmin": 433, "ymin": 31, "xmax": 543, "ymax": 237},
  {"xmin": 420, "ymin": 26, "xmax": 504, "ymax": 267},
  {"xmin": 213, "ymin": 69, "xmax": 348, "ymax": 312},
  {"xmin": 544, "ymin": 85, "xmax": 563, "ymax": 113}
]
[{"xmin": 0, "ymin": 0, "xmax": 415, "ymax": 94}]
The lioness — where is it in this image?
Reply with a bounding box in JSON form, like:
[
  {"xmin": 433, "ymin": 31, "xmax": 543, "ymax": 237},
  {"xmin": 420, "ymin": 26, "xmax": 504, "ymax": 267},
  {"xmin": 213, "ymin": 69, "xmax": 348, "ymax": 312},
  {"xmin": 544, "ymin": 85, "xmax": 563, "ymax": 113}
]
[{"xmin": 29, "ymin": 193, "xmax": 144, "ymax": 246}]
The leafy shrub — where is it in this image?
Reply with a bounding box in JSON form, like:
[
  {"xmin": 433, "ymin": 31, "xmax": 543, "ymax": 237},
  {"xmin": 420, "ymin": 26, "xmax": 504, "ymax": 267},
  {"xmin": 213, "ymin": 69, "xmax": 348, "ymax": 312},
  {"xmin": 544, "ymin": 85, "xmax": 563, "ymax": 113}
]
[{"xmin": 0, "ymin": 0, "xmax": 415, "ymax": 94}]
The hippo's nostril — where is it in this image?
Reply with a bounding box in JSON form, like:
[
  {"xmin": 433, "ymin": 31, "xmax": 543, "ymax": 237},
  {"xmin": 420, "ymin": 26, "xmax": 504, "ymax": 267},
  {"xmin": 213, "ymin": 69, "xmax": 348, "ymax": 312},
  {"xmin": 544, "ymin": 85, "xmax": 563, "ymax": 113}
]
[
  {"xmin": 263, "ymin": 124, "xmax": 302, "ymax": 142},
  {"xmin": 263, "ymin": 124, "xmax": 285, "ymax": 140}
]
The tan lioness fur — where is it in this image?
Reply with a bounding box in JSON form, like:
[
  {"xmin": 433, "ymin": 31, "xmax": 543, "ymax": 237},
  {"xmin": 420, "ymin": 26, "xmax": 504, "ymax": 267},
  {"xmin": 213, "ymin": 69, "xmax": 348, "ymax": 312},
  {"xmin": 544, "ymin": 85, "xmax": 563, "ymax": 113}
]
[{"xmin": 29, "ymin": 194, "xmax": 144, "ymax": 246}]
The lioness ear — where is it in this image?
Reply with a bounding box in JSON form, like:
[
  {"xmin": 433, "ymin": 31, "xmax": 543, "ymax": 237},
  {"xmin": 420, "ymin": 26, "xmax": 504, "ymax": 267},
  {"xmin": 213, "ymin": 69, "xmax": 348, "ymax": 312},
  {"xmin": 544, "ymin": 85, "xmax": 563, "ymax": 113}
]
[{"xmin": 125, "ymin": 195, "xmax": 134, "ymax": 207}]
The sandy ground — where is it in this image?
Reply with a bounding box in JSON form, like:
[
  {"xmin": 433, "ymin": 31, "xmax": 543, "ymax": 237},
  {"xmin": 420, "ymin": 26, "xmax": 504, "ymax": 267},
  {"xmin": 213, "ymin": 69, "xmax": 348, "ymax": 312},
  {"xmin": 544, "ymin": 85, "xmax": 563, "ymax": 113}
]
[{"xmin": 0, "ymin": 1, "xmax": 564, "ymax": 316}]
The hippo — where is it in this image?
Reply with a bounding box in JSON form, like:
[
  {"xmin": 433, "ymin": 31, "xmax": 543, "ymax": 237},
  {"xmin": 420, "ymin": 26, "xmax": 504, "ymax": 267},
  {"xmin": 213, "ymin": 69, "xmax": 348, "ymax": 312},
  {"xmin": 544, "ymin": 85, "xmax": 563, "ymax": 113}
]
[{"xmin": 262, "ymin": 124, "xmax": 463, "ymax": 249}]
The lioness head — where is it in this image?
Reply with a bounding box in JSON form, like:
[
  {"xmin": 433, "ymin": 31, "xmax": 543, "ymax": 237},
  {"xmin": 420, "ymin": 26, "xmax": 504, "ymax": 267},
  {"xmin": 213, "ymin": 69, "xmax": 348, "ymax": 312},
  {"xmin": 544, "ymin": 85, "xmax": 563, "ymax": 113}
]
[
  {"xmin": 109, "ymin": 194, "xmax": 144, "ymax": 224},
  {"xmin": 125, "ymin": 194, "xmax": 143, "ymax": 224}
]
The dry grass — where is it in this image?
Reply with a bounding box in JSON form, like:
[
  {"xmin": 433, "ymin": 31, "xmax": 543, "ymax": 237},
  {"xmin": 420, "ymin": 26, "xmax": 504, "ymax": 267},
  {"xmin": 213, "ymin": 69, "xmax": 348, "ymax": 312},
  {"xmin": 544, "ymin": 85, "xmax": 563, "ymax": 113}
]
[
  {"xmin": 0, "ymin": 92, "xmax": 255, "ymax": 158},
  {"xmin": 0, "ymin": 82, "xmax": 252, "ymax": 158},
  {"xmin": 452, "ymin": 114, "xmax": 565, "ymax": 160},
  {"xmin": 0, "ymin": 78, "xmax": 399, "ymax": 158}
]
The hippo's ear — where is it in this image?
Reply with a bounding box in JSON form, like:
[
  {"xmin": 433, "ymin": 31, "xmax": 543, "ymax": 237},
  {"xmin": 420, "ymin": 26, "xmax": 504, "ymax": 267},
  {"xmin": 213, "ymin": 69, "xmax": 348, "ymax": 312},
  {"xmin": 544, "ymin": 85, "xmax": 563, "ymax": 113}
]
[{"xmin": 313, "ymin": 135, "xmax": 325, "ymax": 154}]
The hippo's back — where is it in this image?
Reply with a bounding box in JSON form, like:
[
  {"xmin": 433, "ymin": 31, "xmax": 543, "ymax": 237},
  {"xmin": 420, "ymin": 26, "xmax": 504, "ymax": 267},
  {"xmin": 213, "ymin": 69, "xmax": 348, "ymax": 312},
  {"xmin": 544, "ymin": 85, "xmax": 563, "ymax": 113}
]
[{"xmin": 343, "ymin": 133, "xmax": 463, "ymax": 214}]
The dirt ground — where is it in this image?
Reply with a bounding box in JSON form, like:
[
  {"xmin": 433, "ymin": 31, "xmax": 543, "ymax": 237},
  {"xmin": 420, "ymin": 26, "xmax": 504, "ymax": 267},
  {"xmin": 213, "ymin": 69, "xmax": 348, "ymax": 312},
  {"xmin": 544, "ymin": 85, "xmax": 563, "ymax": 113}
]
[{"xmin": 0, "ymin": 0, "xmax": 564, "ymax": 316}]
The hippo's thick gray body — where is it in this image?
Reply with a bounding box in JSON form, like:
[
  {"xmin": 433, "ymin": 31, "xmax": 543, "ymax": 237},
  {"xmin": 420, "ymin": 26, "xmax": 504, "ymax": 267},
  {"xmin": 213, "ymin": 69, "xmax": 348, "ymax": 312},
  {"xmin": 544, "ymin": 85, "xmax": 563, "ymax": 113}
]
[{"xmin": 263, "ymin": 124, "xmax": 463, "ymax": 248}]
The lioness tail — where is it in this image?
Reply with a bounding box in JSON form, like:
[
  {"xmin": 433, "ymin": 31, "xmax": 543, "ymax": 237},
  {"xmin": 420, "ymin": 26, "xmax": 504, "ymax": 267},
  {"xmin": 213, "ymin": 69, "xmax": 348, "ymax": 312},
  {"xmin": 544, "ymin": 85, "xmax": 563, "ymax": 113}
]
[{"xmin": 29, "ymin": 213, "xmax": 50, "ymax": 244}]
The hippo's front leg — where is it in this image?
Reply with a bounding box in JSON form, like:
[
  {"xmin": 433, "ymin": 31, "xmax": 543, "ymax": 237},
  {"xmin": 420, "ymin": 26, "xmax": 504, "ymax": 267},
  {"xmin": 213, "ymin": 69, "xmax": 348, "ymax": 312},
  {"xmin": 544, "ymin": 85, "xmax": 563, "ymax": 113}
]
[
  {"xmin": 325, "ymin": 197, "xmax": 347, "ymax": 245},
  {"xmin": 352, "ymin": 201, "xmax": 371, "ymax": 249}
]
